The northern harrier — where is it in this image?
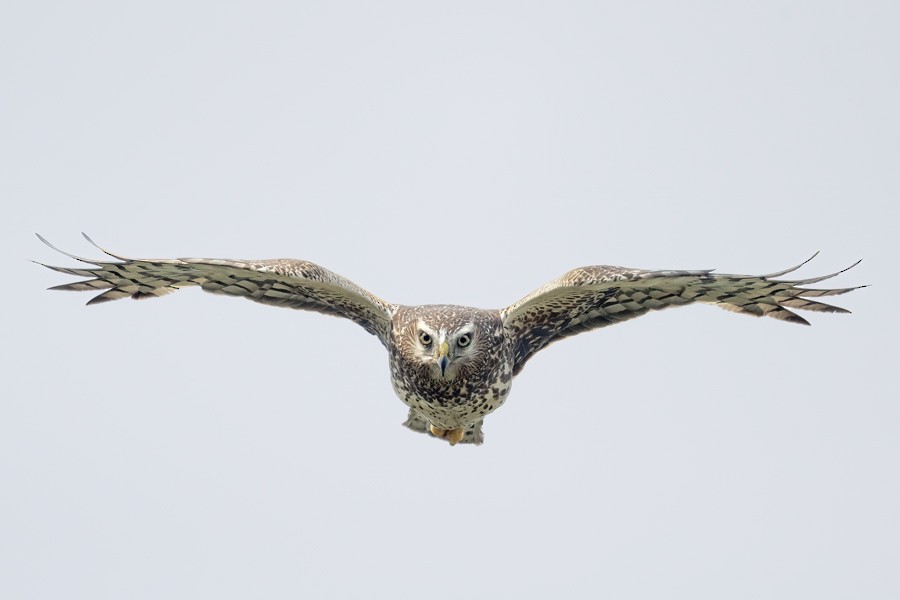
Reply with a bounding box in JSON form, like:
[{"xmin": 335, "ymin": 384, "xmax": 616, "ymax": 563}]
[{"xmin": 36, "ymin": 234, "xmax": 863, "ymax": 445}]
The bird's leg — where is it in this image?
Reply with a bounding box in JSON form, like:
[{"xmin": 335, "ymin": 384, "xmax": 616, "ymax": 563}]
[{"xmin": 428, "ymin": 423, "xmax": 465, "ymax": 446}]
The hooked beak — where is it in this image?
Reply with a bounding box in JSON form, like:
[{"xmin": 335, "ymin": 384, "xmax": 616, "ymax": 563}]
[{"xmin": 437, "ymin": 341, "xmax": 450, "ymax": 376}]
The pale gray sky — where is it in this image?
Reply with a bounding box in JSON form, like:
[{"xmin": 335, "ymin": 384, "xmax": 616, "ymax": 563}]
[{"xmin": 1, "ymin": 1, "xmax": 897, "ymax": 598}]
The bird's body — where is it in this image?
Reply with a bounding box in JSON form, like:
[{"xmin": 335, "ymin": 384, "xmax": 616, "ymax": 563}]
[
  {"xmin": 36, "ymin": 234, "xmax": 864, "ymax": 445},
  {"xmin": 389, "ymin": 305, "xmax": 512, "ymax": 444}
]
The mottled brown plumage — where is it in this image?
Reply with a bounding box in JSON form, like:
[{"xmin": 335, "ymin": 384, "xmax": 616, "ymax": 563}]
[{"xmin": 35, "ymin": 234, "xmax": 864, "ymax": 445}]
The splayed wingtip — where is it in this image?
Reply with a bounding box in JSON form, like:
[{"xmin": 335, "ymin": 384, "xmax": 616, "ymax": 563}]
[{"xmin": 760, "ymin": 251, "xmax": 820, "ymax": 279}]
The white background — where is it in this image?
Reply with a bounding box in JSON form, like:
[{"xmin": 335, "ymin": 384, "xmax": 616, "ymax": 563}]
[{"xmin": 2, "ymin": 1, "xmax": 897, "ymax": 598}]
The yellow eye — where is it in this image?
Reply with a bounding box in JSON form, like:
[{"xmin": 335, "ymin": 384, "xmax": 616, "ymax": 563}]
[
  {"xmin": 457, "ymin": 334, "xmax": 471, "ymax": 348},
  {"xmin": 419, "ymin": 331, "xmax": 432, "ymax": 345}
]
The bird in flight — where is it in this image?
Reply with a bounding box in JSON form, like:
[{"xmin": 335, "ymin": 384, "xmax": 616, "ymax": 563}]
[{"xmin": 36, "ymin": 234, "xmax": 863, "ymax": 445}]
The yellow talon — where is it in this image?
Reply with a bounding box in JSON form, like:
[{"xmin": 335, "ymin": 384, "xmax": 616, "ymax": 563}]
[
  {"xmin": 428, "ymin": 424, "xmax": 465, "ymax": 446},
  {"xmin": 445, "ymin": 428, "xmax": 465, "ymax": 446}
]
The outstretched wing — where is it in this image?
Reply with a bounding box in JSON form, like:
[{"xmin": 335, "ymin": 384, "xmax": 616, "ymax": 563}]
[
  {"xmin": 36, "ymin": 234, "xmax": 395, "ymax": 347},
  {"xmin": 501, "ymin": 254, "xmax": 864, "ymax": 375}
]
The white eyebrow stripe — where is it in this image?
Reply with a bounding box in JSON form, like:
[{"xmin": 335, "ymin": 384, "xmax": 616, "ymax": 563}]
[
  {"xmin": 457, "ymin": 322, "xmax": 475, "ymax": 335},
  {"xmin": 416, "ymin": 320, "xmax": 440, "ymax": 343}
]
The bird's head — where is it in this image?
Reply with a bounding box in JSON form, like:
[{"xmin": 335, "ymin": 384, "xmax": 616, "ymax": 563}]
[
  {"xmin": 391, "ymin": 306, "xmax": 500, "ymax": 383},
  {"xmin": 413, "ymin": 319, "xmax": 478, "ymax": 380}
]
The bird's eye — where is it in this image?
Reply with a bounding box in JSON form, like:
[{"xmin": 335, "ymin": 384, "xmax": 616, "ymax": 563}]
[
  {"xmin": 419, "ymin": 331, "xmax": 432, "ymax": 345},
  {"xmin": 457, "ymin": 334, "xmax": 471, "ymax": 348}
]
